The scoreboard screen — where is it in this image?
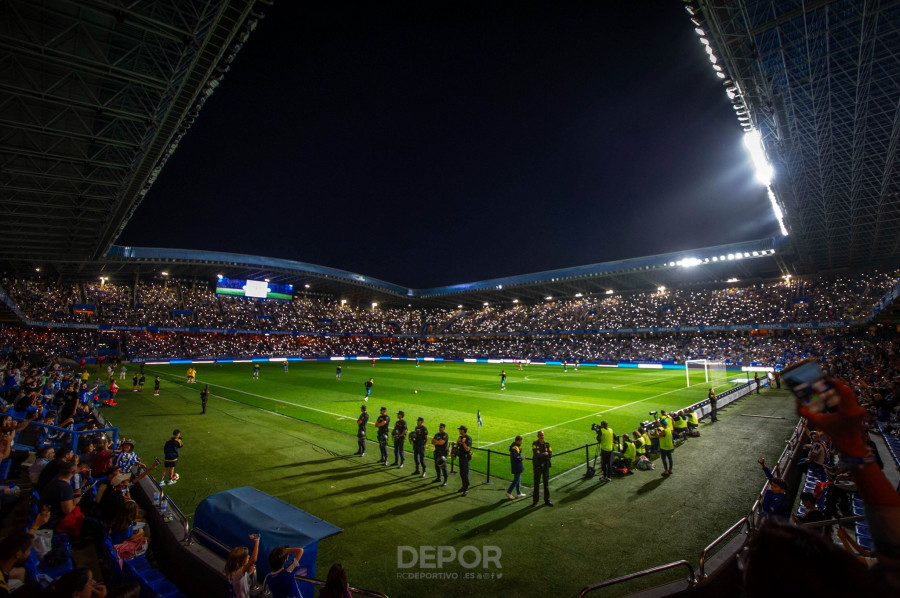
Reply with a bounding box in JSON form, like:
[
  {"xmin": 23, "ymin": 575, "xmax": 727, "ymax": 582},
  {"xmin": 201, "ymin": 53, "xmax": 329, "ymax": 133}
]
[{"xmin": 215, "ymin": 277, "xmax": 293, "ymax": 301}]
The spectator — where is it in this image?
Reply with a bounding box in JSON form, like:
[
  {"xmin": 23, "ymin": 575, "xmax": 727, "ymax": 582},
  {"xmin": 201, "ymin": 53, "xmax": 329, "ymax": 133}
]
[
  {"xmin": 224, "ymin": 534, "xmax": 261, "ymax": 598},
  {"xmin": 757, "ymin": 458, "xmax": 790, "ymax": 521},
  {"xmin": 264, "ymin": 545, "xmax": 305, "ymax": 598},
  {"xmin": 319, "ymin": 563, "xmax": 352, "ymax": 598}
]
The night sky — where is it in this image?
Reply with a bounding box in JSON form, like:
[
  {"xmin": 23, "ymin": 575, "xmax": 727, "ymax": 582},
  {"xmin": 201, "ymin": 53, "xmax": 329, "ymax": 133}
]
[{"xmin": 118, "ymin": 1, "xmax": 780, "ymax": 288}]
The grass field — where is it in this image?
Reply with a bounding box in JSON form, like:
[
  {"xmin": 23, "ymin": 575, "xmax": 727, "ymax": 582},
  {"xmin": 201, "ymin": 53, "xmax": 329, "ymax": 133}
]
[
  {"xmin": 144, "ymin": 361, "xmax": 741, "ymax": 481},
  {"xmin": 101, "ymin": 361, "xmax": 794, "ymax": 597}
]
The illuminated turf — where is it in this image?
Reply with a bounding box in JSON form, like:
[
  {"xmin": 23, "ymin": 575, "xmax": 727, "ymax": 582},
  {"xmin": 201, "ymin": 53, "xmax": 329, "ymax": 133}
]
[{"xmin": 146, "ymin": 361, "xmax": 742, "ymax": 477}]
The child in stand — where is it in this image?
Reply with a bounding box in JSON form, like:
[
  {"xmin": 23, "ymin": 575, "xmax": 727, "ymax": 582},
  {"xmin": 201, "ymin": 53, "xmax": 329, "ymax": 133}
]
[{"xmin": 224, "ymin": 534, "xmax": 261, "ymax": 598}]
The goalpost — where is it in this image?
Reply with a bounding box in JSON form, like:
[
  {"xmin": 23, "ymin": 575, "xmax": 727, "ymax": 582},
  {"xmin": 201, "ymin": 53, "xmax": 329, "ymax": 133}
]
[{"xmin": 684, "ymin": 358, "xmax": 728, "ymax": 387}]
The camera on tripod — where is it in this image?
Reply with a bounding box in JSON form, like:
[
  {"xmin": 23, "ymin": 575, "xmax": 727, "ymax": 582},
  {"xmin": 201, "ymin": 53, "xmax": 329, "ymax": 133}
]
[
  {"xmin": 590, "ymin": 422, "xmax": 603, "ymax": 442},
  {"xmin": 648, "ymin": 410, "xmax": 658, "ymax": 417}
]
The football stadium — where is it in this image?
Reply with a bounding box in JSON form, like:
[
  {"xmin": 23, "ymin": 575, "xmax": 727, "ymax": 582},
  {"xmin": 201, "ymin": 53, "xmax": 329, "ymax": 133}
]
[{"xmin": 2, "ymin": 1, "xmax": 900, "ymax": 598}]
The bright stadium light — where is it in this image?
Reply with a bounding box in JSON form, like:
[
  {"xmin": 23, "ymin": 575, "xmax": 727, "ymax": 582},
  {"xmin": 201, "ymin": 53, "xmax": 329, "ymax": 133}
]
[
  {"xmin": 712, "ymin": 256, "xmax": 718, "ymax": 262},
  {"xmin": 513, "ymin": 299, "xmax": 519, "ymax": 303},
  {"xmin": 727, "ymin": 254, "xmax": 734, "ymax": 260},
  {"xmin": 264, "ymin": 278, "xmax": 270, "ymax": 282},
  {"xmin": 341, "ymin": 299, "xmax": 347, "ymax": 305},
  {"xmin": 685, "ymin": 4, "xmax": 699, "ymax": 16},
  {"xmin": 734, "ymin": 253, "xmax": 743, "ymax": 260},
  {"xmin": 217, "ymin": 274, "xmax": 223, "ymax": 279},
  {"xmin": 483, "ymin": 302, "xmax": 489, "ymax": 306},
  {"xmin": 658, "ymin": 286, "xmax": 666, "ymax": 292},
  {"xmin": 161, "ymin": 271, "xmax": 168, "ymax": 277},
  {"xmin": 694, "ymin": 27, "xmax": 706, "ymax": 36},
  {"xmin": 669, "ymin": 261, "xmax": 676, "ymax": 267},
  {"xmin": 372, "ymin": 302, "xmax": 378, "ymax": 308},
  {"xmin": 574, "ymin": 293, "xmax": 583, "ymax": 298},
  {"xmin": 304, "ymin": 284, "xmax": 310, "ymax": 289},
  {"xmin": 768, "ymin": 188, "xmax": 789, "ymax": 236},
  {"xmin": 752, "ymin": 251, "xmax": 759, "ymax": 256},
  {"xmin": 727, "ymin": 278, "xmax": 739, "ymax": 283},
  {"xmin": 457, "ymin": 304, "xmax": 463, "ymax": 308},
  {"xmin": 700, "ymin": 37, "xmax": 710, "ymax": 45},
  {"xmin": 35, "ymin": 267, "xmax": 40, "ymax": 272},
  {"xmin": 545, "ymin": 296, "xmax": 553, "ymax": 301},
  {"xmin": 783, "ymin": 274, "xmax": 792, "ymax": 280},
  {"xmin": 743, "ymin": 130, "xmax": 773, "ymax": 185},
  {"xmin": 605, "ymin": 290, "xmax": 614, "ymax": 295}
]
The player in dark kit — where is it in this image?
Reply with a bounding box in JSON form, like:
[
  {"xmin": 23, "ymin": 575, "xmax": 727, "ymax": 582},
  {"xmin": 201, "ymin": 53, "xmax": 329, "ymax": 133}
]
[
  {"xmin": 153, "ymin": 376, "xmax": 160, "ymax": 396},
  {"xmin": 391, "ymin": 411, "xmax": 408, "ymax": 468},
  {"xmin": 364, "ymin": 378, "xmax": 374, "ymax": 401},
  {"xmin": 375, "ymin": 407, "xmax": 390, "ymax": 465},
  {"xmin": 200, "ymin": 385, "xmax": 209, "ymax": 414},
  {"xmin": 355, "ymin": 405, "xmax": 368, "ymax": 457},
  {"xmin": 335, "ymin": 366, "xmax": 342, "ymax": 380},
  {"xmin": 410, "ymin": 417, "xmax": 428, "ymax": 478},
  {"xmin": 499, "ymin": 370, "xmax": 506, "ymax": 390},
  {"xmin": 431, "ymin": 423, "xmax": 449, "ymax": 485},
  {"xmin": 455, "ymin": 426, "xmax": 473, "ymax": 495},
  {"xmin": 163, "ymin": 430, "xmax": 183, "ymax": 485}
]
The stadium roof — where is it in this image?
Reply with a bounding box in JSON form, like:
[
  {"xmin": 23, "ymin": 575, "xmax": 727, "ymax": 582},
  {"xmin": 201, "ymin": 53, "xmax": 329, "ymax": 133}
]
[
  {"xmin": 0, "ymin": 0, "xmax": 260, "ymax": 261},
  {"xmin": 691, "ymin": 0, "xmax": 900, "ymax": 272},
  {"xmin": 0, "ymin": 238, "xmax": 788, "ymax": 308}
]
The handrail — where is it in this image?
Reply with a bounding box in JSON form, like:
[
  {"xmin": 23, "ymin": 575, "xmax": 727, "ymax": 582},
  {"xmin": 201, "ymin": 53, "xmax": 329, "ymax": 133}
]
[
  {"xmin": 146, "ymin": 470, "xmax": 190, "ymax": 541},
  {"xmin": 293, "ymin": 573, "xmax": 390, "ymax": 598},
  {"xmin": 189, "ymin": 529, "xmax": 390, "ymax": 598},
  {"xmin": 799, "ymin": 514, "xmax": 865, "ymax": 529},
  {"xmin": 748, "ymin": 418, "xmax": 804, "ymax": 528},
  {"xmin": 578, "ymin": 560, "xmax": 695, "ymax": 597},
  {"xmin": 699, "ymin": 517, "xmax": 750, "ymax": 579}
]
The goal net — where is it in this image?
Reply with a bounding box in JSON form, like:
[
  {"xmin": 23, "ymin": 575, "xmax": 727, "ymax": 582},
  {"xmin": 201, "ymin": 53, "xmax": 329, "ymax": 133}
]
[{"xmin": 685, "ymin": 359, "xmax": 728, "ymax": 388}]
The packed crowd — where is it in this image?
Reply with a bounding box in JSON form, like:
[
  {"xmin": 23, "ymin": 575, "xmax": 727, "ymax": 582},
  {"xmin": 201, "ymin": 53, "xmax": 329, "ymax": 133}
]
[
  {"xmin": 2, "ymin": 270, "xmax": 897, "ymax": 334},
  {"xmin": 0, "ymin": 325, "xmax": 881, "ymax": 365}
]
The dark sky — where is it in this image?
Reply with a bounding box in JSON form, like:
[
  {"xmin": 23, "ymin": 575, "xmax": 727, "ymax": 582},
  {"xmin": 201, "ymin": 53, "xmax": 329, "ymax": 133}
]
[{"xmin": 118, "ymin": 1, "xmax": 780, "ymax": 288}]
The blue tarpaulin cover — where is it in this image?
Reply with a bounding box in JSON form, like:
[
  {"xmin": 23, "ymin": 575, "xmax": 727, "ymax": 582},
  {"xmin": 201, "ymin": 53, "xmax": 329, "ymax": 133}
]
[{"xmin": 194, "ymin": 486, "xmax": 342, "ymax": 585}]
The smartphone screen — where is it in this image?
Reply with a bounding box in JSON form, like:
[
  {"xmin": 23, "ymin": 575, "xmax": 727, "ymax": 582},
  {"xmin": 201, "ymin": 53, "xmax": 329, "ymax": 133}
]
[{"xmin": 781, "ymin": 361, "xmax": 839, "ymax": 413}]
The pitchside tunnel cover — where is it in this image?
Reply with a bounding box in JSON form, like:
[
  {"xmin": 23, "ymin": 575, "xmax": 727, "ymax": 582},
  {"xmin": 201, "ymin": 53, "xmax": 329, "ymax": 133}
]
[{"xmin": 193, "ymin": 486, "xmax": 343, "ymax": 581}]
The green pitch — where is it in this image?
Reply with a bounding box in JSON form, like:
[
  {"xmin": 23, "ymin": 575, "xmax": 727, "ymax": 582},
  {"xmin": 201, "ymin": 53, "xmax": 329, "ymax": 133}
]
[
  {"xmin": 146, "ymin": 361, "xmax": 739, "ymax": 483},
  {"xmin": 104, "ymin": 361, "xmax": 795, "ymax": 597}
]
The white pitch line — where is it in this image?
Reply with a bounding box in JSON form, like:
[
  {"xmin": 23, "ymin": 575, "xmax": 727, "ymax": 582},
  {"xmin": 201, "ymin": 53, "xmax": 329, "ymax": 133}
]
[
  {"xmin": 611, "ymin": 374, "xmax": 674, "ymax": 389},
  {"xmin": 147, "ymin": 368, "xmax": 354, "ymax": 421},
  {"xmin": 479, "ymin": 379, "xmax": 732, "ymax": 448},
  {"xmin": 452, "ymin": 387, "xmax": 615, "ymax": 408}
]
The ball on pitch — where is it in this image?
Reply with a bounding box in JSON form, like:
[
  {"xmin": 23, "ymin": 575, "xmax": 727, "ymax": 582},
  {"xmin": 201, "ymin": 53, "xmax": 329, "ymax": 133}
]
[{"xmin": 414, "ymin": 390, "xmax": 418, "ymax": 394}]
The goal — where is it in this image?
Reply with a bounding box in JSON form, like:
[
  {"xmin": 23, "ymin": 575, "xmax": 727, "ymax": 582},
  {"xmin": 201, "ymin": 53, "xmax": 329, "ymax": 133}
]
[{"xmin": 685, "ymin": 359, "xmax": 728, "ymax": 388}]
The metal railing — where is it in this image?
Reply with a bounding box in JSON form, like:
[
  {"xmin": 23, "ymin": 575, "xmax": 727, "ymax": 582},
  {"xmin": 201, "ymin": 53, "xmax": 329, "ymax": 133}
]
[
  {"xmin": 699, "ymin": 517, "xmax": 751, "ymax": 579},
  {"xmin": 189, "ymin": 528, "xmax": 390, "ymax": 598},
  {"xmin": 145, "ymin": 470, "xmax": 190, "ymax": 541},
  {"xmin": 578, "ymin": 560, "xmax": 695, "ymax": 597},
  {"xmin": 747, "ymin": 418, "xmax": 805, "ymax": 528}
]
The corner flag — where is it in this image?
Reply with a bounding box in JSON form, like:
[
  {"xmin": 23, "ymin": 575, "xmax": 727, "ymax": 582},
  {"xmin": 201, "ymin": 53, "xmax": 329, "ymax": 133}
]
[{"xmin": 477, "ymin": 410, "xmax": 483, "ymax": 427}]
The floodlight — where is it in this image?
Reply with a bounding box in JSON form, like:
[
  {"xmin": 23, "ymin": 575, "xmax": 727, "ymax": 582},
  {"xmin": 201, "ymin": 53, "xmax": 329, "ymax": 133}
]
[
  {"xmin": 726, "ymin": 89, "xmax": 736, "ymax": 100},
  {"xmin": 669, "ymin": 261, "xmax": 675, "ymax": 267},
  {"xmin": 720, "ymin": 255, "xmax": 726, "ymax": 260},
  {"xmin": 694, "ymin": 27, "xmax": 705, "ymax": 36},
  {"xmin": 691, "ymin": 17, "xmax": 703, "ymax": 27},
  {"xmin": 658, "ymin": 286, "xmax": 666, "ymax": 292},
  {"xmin": 545, "ymin": 296, "xmax": 553, "ymax": 301},
  {"xmin": 513, "ymin": 299, "xmax": 519, "ymax": 303},
  {"xmin": 768, "ymin": 188, "xmax": 789, "ymax": 236},
  {"xmin": 498, "ymin": 285, "xmax": 503, "ymax": 289},
  {"xmin": 685, "ymin": 4, "xmax": 699, "ymax": 16},
  {"xmin": 341, "ymin": 299, "xmax": 347, "ymax": 305},
  {"xmin": 752, "ymin": 251, "xmax": 759, "ymax": 256},
  {"xmin": 744, "ymin": 252, "xmax": 750, "ymax": 258},
  {"xmin": 704, "ymin": 44, "xmax": 713, "ymax": 54},
  {"xmin": 700, "ymin": 37, "xmax": 710, "ymax": 46},
  {"xmin": 35, "ymin": 267, "xmax": 40, "ymax": 272},
  {"xmin": 712, "ymin": 256, "xmax": 718, "ymax": 262},
  {"xmin": 605, "ymin": 290, "xmax": 614, "ymax": 295},
  {"xmin": 783, "ymin": 274, "xmax": 792, "ymax": 280},
  {"xmin": 372, "ymin": 302, "xmax": 378, "ymax": 308},
  {"xmin": 708, "ymin": 53, "xmax": 717, "ymax": 64},
  {"xmin": 727, "ymin": 278, "xmax": 739, "ymax": 283},
  {"xmin": 575, "ymin": 293, "xmax": 583, "ymax": 297},
  {"xmin": 735, "ymin": 253, "xmax": 743, "ymax": 260},
  {"xmin": 727, "ymin": 254, "xmax": 735, "ymax": 260},
  {"xmin": 264, "ymin": 278, "xmax": 270, "ymax": 282},
  {"xmin": 217, "ymin": 274, "xmax": 223, "ymax": 279},
  {"xmin": 483, "ymin": 302, "xmax": 489, "ymax": 306},
  {"xmin": 712, "ymin": 64, "xmax": 723, "ymax": 72},
  {"xmin": 716, "ymin": 72, "xmax": 727, "ymax": 79},
  {"xmin": 457, "ymin": 304, "xmax": 463, "ymax": 308},
  {"xmin": 743, "ymin": 130, "xmax": 773, "ymax": 185},
  {"xmin": 161, "ymin": 271, "xmax": 168, "ymax": 276}
]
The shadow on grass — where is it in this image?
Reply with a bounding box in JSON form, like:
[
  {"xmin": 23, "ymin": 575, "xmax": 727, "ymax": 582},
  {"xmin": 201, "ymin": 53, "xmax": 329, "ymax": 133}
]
[
  {"xmin": 445, "ymin": 496, "xmax": 508, "ymax": 522},
  {"xmin": 457, "ymin": 505, "xmax": 538, "ymax": 539},
  {"xmin": 635, "ymin": 477, "xmax": 667, "ymax": 495},
  {"xmin": 557, "ymin": 478, "xmax": 608, "ymax": 504},
  {"xmin": 323, "ymin": 476, "xmax": 410, "ymax": 496},
  {"xmin": 260, "ymin": 456, "xmax": 354, "ymax": 469},
  {"xmin": 368, "ymin": 493, "xmax": 460, "ymax": 519}
]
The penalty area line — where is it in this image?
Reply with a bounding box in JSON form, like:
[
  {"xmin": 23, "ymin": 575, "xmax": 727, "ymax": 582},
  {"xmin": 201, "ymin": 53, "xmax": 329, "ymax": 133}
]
[{"xmin": 147, "ymin": 368, "xmax": 354, "ymax": 421}]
